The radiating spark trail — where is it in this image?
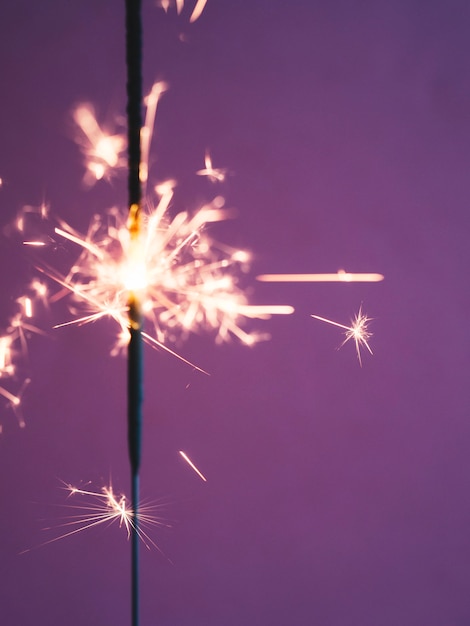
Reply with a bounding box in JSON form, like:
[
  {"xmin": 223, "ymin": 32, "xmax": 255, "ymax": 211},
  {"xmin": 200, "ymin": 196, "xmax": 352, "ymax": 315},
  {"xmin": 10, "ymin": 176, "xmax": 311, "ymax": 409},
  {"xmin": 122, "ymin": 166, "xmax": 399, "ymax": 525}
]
[
  {"xmin": 140, "ymin": 82, "xmax": 167, "ymax": 188},
  {"xmin": 311, "ymin": 307, "xmax": 373, "ymax": 366},
  {"xmin": 257, "ymin": 270, "xmax": 384, "ymax": 283},
  {"xmin": 179, "ymin": 450, "xmax": 207, "ymax": 481},
  {"xmin": 21, "ymin": 481, "xmax": 171, "ymax": 554}
]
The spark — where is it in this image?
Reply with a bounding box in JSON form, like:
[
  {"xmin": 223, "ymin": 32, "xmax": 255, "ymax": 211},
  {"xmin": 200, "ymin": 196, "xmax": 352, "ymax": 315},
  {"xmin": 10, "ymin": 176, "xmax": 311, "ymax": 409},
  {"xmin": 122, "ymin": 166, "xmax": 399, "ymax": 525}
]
[
  {"xmin": 140, "ymin": 82, "xmax": 168, "ymax": 187},
  {"xmin": 179, "ymin": 450, "xmax": 207, "ymax": 481},
  {"xmin": 72, "ymin": 104, "xmax": 126, "ymax": 185},
  {"xmin": 156, "ymin": 0, "xmax": 208, "ymax": 22},
  {"xmin": 21, "ymin": 481, "xmax": 171, "ymax": 555},
  {"xmin": 257, "ymin": 270, "xmax": 384, "ymax": 283},
  {"xmin": 0, "ymin": 280, "xmax": 47, "ymax": 427},
  {"xmin": 189, "ymin": 0, "xmax": 208, "ymax": 22},
  {"xmin": 311, "ymin": 307, "xmax": 374, "ymax": 366},
  {"xmin": 197, "ymin": 150, "xmax": 227, "ymax": 183}
]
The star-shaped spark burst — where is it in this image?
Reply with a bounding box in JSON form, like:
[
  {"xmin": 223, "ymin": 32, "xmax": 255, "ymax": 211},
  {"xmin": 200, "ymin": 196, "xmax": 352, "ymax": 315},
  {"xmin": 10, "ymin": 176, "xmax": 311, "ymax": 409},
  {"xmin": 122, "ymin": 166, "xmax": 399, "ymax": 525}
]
[
  {"xmin": 311, "ymin": 307, "xmax": 374, "ymax": 366},
  {"xmin": 20, "ymin": 480, "xmax": 171, "ymax": 555}
]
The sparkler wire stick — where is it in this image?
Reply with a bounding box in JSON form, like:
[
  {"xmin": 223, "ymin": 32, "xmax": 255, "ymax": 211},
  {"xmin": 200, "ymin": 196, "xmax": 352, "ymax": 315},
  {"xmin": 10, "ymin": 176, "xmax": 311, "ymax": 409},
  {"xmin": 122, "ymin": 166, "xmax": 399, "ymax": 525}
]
[{"xmin": 125, "ymin": 1, "xmax": 143, "ymax": 625}]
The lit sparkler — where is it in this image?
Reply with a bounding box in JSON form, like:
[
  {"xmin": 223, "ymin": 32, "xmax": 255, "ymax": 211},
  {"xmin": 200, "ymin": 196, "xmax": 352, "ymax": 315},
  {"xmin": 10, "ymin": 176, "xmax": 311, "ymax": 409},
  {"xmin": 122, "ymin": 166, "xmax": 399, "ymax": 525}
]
[
  {"xmin": 21, "ymin": 83, "xmax": 294, "ymax": 362},
  {"xmin": 311, "ymin": 307, "xmax": 374, "ymax": 365}
]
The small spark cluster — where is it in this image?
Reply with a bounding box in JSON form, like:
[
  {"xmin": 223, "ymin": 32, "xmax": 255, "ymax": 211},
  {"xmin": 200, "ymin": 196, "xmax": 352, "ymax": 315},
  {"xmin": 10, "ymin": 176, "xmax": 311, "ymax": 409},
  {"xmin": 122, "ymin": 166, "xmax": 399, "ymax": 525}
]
[
  {"xmin": 0, "ymin": 278, "xmax": 47, "ymax": 429},
  {"xmin": 21, "ymin": 481, "xmax": 170, "ymax": 554}
]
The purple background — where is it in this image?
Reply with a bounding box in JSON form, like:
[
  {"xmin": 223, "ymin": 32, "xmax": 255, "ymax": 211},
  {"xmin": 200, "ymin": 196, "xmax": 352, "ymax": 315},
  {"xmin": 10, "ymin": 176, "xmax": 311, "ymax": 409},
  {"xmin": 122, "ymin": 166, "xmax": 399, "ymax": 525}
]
[{"xmin": 1, "ymin": 1, "xmax": 470, "ymax": 624}]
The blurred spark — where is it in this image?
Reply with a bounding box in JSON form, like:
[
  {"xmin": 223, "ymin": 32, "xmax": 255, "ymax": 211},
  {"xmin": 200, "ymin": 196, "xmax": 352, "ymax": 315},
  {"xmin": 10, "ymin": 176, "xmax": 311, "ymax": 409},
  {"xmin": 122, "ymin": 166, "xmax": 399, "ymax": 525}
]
[
  {"xmin": 311, "ymin": 307, "xmax": 373, "ymax": 366},
  {"xmin": 189, "ymin": 0, "xmax": 207, "ymax": 22},
  {"xmin": 141, "ymin": 82, "xmax": 168, "ymax": 187},
  {"xmin": 0, "ymin": 280, "xmax": 47, "ymax": 427},
  {"xmin": 197, "ymin": 150, "xmax": 226, "ymax": 183},
  {"xmin": 157, "ymin": 0, "xmax": 207, "ymax": 21},
  {"xmin": 257, "ymin": 270, "xmax": 384, "ymax": 283},
  {"xmin": 23, "ymin": 80, "xmax": 294, "ymax": 362},
  {"xmin": 72, "ymin": 104, "xmax": 126, "ymax": 185},
  {"xmin": 179, "ymin": 450, "xmax": 207, "ymax": 481}
]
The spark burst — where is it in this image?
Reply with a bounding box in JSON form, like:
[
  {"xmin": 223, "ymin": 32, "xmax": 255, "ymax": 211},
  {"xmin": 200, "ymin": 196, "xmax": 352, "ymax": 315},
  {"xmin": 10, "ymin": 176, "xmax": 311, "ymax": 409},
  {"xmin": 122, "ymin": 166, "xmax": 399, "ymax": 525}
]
[
  {"xmin": 311, "ymin": 307, "xmax": 374, "ymax": 366},
  {"xmin": 22, "ymin": 481, "xmax": 170, "ymax": 554},
  {"xmin": 19, "ymin": 83, "xmax": 293, "ymax": 364}
]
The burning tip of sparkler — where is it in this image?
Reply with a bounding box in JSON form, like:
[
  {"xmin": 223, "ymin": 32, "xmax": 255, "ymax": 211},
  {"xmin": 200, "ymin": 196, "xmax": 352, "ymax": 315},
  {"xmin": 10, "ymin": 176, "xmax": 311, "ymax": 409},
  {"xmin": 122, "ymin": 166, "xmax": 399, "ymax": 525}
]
[{"xmin": 311, "ymin": 307, "xmax": 374, "ymax": 366}]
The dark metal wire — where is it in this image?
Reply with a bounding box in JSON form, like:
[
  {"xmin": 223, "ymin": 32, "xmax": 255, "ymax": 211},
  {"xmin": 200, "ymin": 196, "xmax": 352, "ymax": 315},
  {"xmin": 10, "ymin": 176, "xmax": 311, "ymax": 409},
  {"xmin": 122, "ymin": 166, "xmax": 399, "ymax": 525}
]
[{"xmin": 125, "ymin": 1, "xmax": 143, "ymax": 625}]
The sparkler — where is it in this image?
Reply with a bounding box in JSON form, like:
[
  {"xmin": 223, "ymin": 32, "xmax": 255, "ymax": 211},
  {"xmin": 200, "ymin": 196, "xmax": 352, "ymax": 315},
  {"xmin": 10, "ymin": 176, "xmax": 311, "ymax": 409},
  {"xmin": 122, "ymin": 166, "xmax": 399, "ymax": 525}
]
[
  {"xmin": 311, "ymin": 307, "xmax": 374, "ymax": 365},
  {"xmin": 8, "ymin": 0, "xmax": 384, "ymax": 623},
  {"xmin": 125, "ymin": 2, "xmax": 144, "ymax": 624}
]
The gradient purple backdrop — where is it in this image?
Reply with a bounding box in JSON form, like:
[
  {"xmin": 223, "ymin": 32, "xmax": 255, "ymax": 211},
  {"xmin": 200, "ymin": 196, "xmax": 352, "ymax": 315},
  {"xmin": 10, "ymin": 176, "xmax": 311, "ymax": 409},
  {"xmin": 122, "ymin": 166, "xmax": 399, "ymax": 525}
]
[{"xmin": 1, "ymin": 1, "xmax": 469, "ymax": 625}]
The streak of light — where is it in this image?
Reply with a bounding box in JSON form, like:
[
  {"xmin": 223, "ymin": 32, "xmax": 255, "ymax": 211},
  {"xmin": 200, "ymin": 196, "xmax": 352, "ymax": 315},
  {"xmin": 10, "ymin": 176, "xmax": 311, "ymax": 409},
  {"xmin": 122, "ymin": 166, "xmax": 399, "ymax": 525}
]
[
  {"xmin": 179, "ymin": 450, "xmax": 207, "ymax": 481},
  {"xmin": 257, "ymin": 270, "xmax": 384, "ymax": 283}
]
